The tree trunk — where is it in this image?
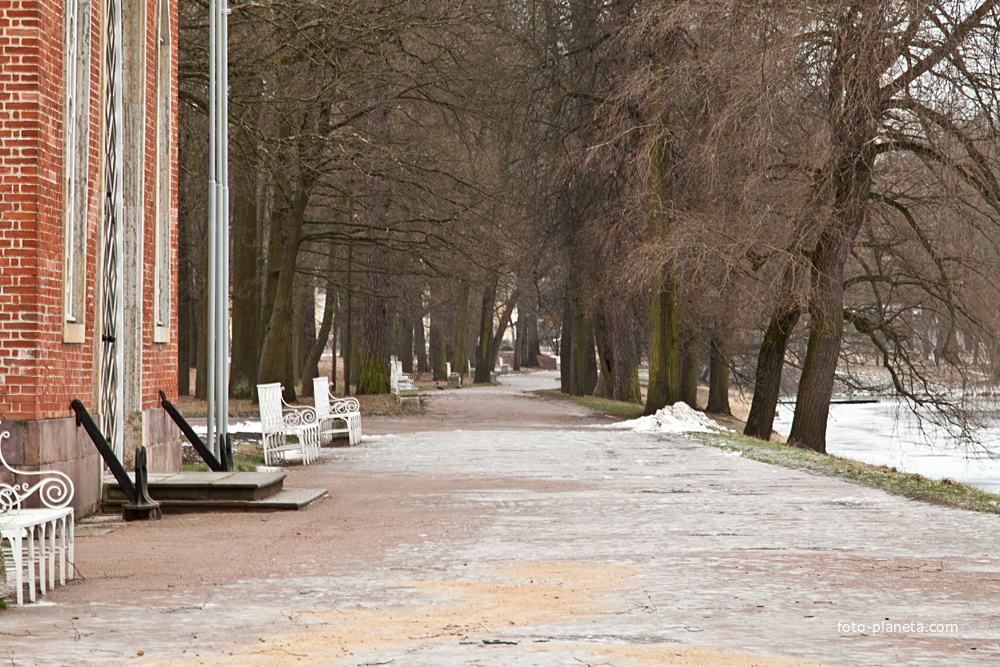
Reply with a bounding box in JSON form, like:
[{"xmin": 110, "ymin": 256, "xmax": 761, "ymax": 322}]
[
  {"xmin": 356, "ymin": 242, "xmax": 391, "ymax": 394},
  {"xmin": 611, "ymin": 302, "xmax": 641, "ymax": 403},
  {"xmin": 452, "ymin": 279, "xmax": 471, "ymax": 379},
  {"xmin": 488, "ymin": 295, "xmax": 517, "ymax": 370},
  {"xmin": 195, "ymin": 288, "xmax": 207, "ymax": 399},
  {"xmin": 330, "ymin": 308, "xmax": 337, "ymax": 394},
  {"xmin": 301, "ymin": 280, "xmax": 335, "ymax": 397},
  {"xmin": 350, "ymin": 333, "xmax": 361, "ymax": 386},
  {"xmin": 343, "ymin": 244, "xmax": 353, "ymax": 395},
  {"xmin": 643, "ymin": 125, "xmax": 680, "ymax": 414},
  {"xmin": 644, "ymin": 268, "xmax": 680, "ymax": 414},
  {"xmin": 400, "ymin": 313, "xmax": 414, "ymax": 375},
  {"xmin": 258, "ymin": 203, "xmax": 284, "ymax": 388},
  {"xmin": 415, "ymin": 311, "xmax": 428, "ymax": 374},
  {"xmin": 474, "ymin": 277, "xmax": 498, "ymax": 384},
  {"xmin": 195, "ymin": 245, "xmax": 209, "ymax": 399},
  {"xmin": 430, "ymin": 316, "xmax": 446, "ymax": 381},
  {"xmin": 230, "ymin": 179, "xmax": 259, "ymax": 399},
  {"xmin": 744, "ymin": 304, "xmax": 800, "ymax": 440},
  {"xmin": 593, "ymin": 308, "xmax": 613, "ymax": 398},
  {"xmin": 570, "ymin": 292, "xmax": 597, "ymax": 397},
  {"xmin": 526, "ymin": 309, "xmax": 540, "ymax": 367},
  {"xmin": 680, "ymin": 336, "xmax": 699, "ymax": 409},
  {"xmin": 560, "ymin": 289, "xmax": 572, "ymax": 393},
  {"xmin": 356, "ymin": 96, "xmax": 393, "ymax": 394},
  {"xmin": 389, "ymin": 310, "xmax": 401, "ymax": 363},
  {"xmin": 706, "ymin": 336, "xmax": 731, "ymax": 415},
  {"xmin": 356, "ymin": 291, "xmax": 391, "ymax": 393},
  {"xmin": 257, "ymin": 186, "xmax": 309, "ymax": 402},
  {"xmin": 291, "ymin": 284, "xmax": 308, "ymax": 390},
  {"xmin": 788, "ymin": 132, "xmax": 873, "ymax": 450},
  {"xmin": 177, "ymin": 282, "xmax": 191, "ymax": 396},
  {"xmin": 513, "ymin": 309, "xmax": 525, "ymax": 371},
  {"xmin": 788, "ymin": 232, "xmax": 852, "ymax": 452},
  {"xmin": 744, "ymin": 256, "xmax": 803, "ymax": 440}
]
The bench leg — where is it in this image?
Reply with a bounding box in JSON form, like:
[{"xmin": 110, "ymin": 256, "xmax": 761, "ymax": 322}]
[
  {"xmin": 57, "ymin": 516, "xmax": 66, "ymax": 586},
  {"xmin": 6, "ymin": 532, "xmax": 23, "ymax": 606},
  {"xmin": 47, "ymin": 520, "xmax": 56, "ymax": 590},
  {"xmin": 66, "ymin": 516, "xmax": 74, "ymax": 582},
  {"xmin": 34, "ymin": 523, "xmax": 45, "ymax": 596},
  {"xmin": 25, "ymin": 529, "xmax": 36, "ymax": 602}
]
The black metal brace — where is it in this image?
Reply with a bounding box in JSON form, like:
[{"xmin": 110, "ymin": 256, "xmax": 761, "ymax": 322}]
[
  {"xmin": 158, "ymin": 390, "xmax": 230, "ymax": 472},
  {"xmin": 70, "ymin": 399, "xmax": 136, "ymax": 503},
  {"xmin": 221, "ymin": 432, "xmax": 233, "ymax": 472},
  {"xmin": 122, "ymin": 447, "xmax": 161, "ymax": 521},
  {"xmin": 70, "ymin": 400, "xmax": 161, "ymax": 520}
]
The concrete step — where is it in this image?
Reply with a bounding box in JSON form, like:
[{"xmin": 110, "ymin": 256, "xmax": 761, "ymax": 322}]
[
  {"xmin": 247, "ymin": 488, "xmax": 327, "ymax": 511},
  {"xmin": 103, "ymin": 471, "xmax": 287, "ymax": 503},
  {"xmin": 100, "ymin": 490, "xmax": 327, "ymax": 513}
]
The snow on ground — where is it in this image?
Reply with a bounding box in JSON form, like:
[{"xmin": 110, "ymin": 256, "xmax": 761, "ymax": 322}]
[
  {"xmin": 607, "ymin": 402, "xmax": 728, "ymax": 434},
  {"xmin": 191, "ymin": 420, "xmax": 262, "ymax": 435}
]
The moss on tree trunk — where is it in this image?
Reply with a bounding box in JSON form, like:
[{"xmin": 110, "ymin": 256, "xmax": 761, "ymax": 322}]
[{"xmin": 644, "ymin": 270, "xmax": 680, "ymax": 414}]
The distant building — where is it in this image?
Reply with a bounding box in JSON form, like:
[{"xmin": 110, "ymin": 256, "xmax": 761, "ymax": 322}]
[{"xmin": 0, "ymin": 0, "xmax": 182, "ymax": 514}]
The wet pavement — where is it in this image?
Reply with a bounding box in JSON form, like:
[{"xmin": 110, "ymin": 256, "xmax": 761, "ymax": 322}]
[{"xmin": 3, "ymin": 372, "xmax": 1000, "ymax": 666}]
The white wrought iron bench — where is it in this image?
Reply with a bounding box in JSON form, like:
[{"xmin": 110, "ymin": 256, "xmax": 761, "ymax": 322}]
[
  {"xmin": 312, "ymin": 377, "xmax": 361, "ymax": 446},
  {"xmin": 0, "ymin": 430, "xmax": 75, "ymax": 606},
  {"xmin": 256, "ymin": 383, "xmax": 321, "ymax": 466},
  {"xmin": 390, "ymin": 360, "xmax": 419, "ymax": 403}
]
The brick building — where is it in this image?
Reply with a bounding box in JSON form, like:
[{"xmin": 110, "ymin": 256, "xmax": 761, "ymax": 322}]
[{"xmin": 0, "ymin": 0, "xmax": 182, "ymax": 514}]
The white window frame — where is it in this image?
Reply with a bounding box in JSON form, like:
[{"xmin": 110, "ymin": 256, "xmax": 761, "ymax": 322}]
[
  {"xmin": 62, "ymin": 0, "xmax": 90, "ymax": 344},
  {"xmin": 152, "ymin": 0, "xmax": 171, "ymax": 344}
]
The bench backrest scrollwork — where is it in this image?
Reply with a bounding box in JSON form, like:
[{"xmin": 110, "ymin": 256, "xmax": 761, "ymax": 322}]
[
  {"xmin": 324, "ymin": 383, "xmax": 360, "ymax": 415},
  {"xmin": 258, "ymin": 383, "xmax": 320, "ymax": 433},
  {"xmin": 0, "ymin": 430, "xmax": 74, "ymax": 515}
]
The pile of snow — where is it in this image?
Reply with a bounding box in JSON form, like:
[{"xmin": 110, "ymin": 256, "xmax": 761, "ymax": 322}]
[
  {"xmin": 191, "ymin": 420, "xmax": 261, "ymax": 435},
  {"xmin": 610, "ymin": 402, "xmax": 727, "ymax": 434}
]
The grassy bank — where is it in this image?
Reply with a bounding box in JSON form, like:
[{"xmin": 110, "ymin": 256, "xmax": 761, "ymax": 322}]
[
  {"xmin": 182, "ymin": 439, "xmax": 266, "ymax": 472},
  {"xmin": 543, "ymin": 389, "xmax": 1000, "ymax": 515},
  {"xmin": 696, "ymin": 431, "xmax": 1000, "ymax": 515}
]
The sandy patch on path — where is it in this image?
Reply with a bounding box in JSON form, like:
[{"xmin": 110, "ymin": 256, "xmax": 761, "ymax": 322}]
[
  {"xmin": 587, "ymin": 645, "xmax": 832, "ymax": 666},
  {"xmin": 141, "ymin": 561, "xmax": 833, "ymax": 667}
]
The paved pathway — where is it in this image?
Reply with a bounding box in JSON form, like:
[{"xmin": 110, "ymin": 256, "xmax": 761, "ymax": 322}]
[{"xmin": 3, "ymin": 372, "xmax": 999, "ymax": 666}]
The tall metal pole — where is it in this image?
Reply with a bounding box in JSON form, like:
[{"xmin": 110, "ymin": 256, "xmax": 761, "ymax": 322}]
[
  {"xmin": 214, "ymin": 0, "xmax": 223, "ymax": 456},
  {"xmin": 207, "ymin": 0, "xmax": 230, "ymax": 457},
  {"xmin": 220, "ymin": 0, "xmax": 230, "ymax": 443},
  {"xmin": 206, "ymin": 0, "xmax": 218, "ymax": 455}
]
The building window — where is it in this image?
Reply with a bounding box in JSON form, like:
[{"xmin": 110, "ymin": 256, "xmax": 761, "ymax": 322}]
[
  {"xmin": 152, "ymin": 0, "xmax": 171, "ymax": 343},
  {"xmin": 62, "ymin": 0, "xmax": 91, "ymax": 344}
]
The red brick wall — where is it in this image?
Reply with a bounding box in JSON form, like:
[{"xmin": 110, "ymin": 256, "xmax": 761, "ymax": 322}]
[
  {"xmin": 0, "ymin": 0, "xmax": 100, "ymax": 421},
  {"xmin": 0, "ymin": 0, "xmax": 178, "ymax": 420},
  {"xmin": 140, "ymin": 0, "xmax": 179, "ymax": 409}
]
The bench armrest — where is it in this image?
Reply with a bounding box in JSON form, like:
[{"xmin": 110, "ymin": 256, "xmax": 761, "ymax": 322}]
[{"xmin": 0, "ymin": 431, "xmax": 75, "ymax": 514}]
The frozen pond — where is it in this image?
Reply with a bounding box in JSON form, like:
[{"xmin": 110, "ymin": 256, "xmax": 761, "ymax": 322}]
[{"xmin": 773, "ymin": 399, "xmax": 1000, "ymax": 494}]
